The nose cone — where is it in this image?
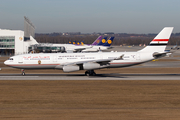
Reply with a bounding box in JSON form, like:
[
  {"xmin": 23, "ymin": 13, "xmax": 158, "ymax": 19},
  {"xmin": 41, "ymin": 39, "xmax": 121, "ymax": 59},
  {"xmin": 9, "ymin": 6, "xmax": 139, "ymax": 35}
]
[{"xmin": 4, "ymin": 60, "xmax": 9, "ymax": 66}]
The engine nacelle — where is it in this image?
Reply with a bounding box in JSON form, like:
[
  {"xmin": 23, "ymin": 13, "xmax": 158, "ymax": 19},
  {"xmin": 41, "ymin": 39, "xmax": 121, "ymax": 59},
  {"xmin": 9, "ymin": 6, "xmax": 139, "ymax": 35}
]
[
  {"xmin": 83, "ymin": 62, "xmax": 100, "ymax": 70},
  {"xmin": 63, "ymin": 65, "xmax": 79, "ymax": 72}
]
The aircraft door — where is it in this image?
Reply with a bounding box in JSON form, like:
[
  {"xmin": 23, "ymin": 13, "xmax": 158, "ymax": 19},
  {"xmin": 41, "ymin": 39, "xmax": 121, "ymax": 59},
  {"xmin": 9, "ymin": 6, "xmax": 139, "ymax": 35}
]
[
  {"xmin": 136, "ymin": 53, "xmax": 140, "ymax": 60},
  {"xmin": 53, "ymin": 56, "xmax": 57, "ymax": 62},
  {"xmin": 18, "ymin": 56, "xmax": 23, "ymax": 63}
]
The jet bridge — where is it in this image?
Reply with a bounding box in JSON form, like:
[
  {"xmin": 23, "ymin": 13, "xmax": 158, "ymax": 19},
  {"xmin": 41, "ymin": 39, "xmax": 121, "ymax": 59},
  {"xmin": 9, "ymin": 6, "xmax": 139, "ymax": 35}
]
[{"xmin": 28, "ymin": 44, "xmax": 66, "ymax": 53}]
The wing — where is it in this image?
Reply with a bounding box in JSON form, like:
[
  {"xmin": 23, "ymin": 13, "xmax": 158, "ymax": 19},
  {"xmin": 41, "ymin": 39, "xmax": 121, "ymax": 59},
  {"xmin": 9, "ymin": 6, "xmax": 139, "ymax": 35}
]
[{"xmin": 61, "ymin": 54, "xmax": 124, "ymax": 66}]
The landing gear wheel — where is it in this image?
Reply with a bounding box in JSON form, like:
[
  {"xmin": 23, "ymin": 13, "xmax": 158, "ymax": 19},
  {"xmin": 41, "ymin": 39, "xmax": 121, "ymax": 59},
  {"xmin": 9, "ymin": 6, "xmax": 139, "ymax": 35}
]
[
  {"xmin": 92, "ymin": 72, "xmax": 96, "ymax": 76},
  {"xmin": 21, "ymin": 69, "xmax": 25, "ymax": 76},
  {"xmin": 22, "ymin": 72, "xmax": 25, "ymax": 76},
  {"xmin": 85, "ymin": 70, "xmax": 96, "ymax": 76},
  {"xmin": 85, "ymin": 71, "xmax": 90, "ymax": 76}
]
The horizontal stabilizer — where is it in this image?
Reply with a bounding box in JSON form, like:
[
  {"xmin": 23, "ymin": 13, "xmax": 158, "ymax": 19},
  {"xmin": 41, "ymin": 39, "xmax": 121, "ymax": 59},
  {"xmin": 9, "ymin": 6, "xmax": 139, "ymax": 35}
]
[{"xmin": 153, "ymin": 52, "xmax": 169, "ymax": 58}]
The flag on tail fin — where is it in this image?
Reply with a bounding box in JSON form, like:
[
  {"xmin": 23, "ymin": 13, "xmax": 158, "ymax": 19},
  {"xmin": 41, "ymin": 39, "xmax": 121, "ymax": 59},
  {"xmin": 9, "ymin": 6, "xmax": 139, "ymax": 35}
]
[{"xmin": 139, "ymin": 27, "xmax": 174, "ymax": 53}]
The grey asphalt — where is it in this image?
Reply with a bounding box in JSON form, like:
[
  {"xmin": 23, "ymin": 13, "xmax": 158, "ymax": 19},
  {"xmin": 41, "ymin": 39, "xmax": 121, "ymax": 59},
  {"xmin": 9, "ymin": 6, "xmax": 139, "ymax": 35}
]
[{"xmin": 0, "ymin": 73, "xmax": 180, "ymax": 80}]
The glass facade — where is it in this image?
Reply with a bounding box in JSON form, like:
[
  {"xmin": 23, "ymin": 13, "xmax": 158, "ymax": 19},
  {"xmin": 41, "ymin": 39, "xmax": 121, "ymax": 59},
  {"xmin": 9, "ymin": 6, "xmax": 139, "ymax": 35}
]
[
  {"xmin": 28, "ymin": 44, "xmax": 66, "ymax": 53},
  {"xmin": 0, "ymin": 36, "xmax": 15, "ymax": 49}
]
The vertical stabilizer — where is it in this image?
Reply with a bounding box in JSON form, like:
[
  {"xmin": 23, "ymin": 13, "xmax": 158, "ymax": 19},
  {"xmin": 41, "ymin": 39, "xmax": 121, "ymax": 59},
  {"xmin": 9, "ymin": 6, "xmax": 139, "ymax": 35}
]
[
  {"xmin": 92, "ymin": 36, "xmax": 102, "ymax": 45},
  {"xmin": 138, "ymin": 27, "xmax": 174, "ymax": 53},
  {"xmin": 103, "ymin": 37, "xmax": 114, "ymax": 46},
  {"xmin": 97, "ymin": 36, "xmax": 108, "ymax": 45}
]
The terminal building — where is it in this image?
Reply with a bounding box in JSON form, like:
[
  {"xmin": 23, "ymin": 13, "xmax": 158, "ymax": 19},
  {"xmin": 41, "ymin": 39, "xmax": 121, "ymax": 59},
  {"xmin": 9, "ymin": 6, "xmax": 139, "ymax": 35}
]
[
  {"xmin": 0, "ymin": 17, "xmax": 65, "ymax": 55},
  {"xmin": 0, "ymin": 17, "xmax": 38, "ymax": 55},
  {"xmin": 0, "ymin": 29, "xmax": 38, "ymax": 55}
]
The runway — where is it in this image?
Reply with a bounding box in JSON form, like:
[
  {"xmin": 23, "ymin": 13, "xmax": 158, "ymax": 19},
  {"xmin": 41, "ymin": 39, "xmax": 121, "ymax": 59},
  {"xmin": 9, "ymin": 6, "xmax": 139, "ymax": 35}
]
[
  {"xmin": 1, "ymin": 73, "xmax": 180, "ymax": 80},
  {"xmin": 1, "ymin": 47, "xmax": 180, "ymax": 119}
]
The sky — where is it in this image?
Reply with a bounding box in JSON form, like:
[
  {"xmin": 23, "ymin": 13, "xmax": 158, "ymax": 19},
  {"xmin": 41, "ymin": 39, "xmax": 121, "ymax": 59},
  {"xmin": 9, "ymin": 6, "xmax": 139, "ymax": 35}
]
[{"xmin": 0, "ymin": 0, "xmax": 180, "ymax": 34}]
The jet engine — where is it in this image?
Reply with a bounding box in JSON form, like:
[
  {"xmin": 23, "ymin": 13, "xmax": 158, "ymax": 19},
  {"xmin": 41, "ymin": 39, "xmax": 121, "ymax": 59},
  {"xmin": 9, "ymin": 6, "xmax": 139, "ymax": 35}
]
[
  {"xmin": 63, "ymin": 65, "xmax": 79, "ymax": 72},
  {"xmin": 83, "ymin": 62, "xmax": 100, "ymax": 70}
]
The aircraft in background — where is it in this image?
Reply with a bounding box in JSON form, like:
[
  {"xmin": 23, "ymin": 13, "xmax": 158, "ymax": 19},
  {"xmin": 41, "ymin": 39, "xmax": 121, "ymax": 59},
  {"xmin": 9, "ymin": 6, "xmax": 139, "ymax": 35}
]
[
  {"xmin": 171, "ymin": 41, "xmax": 179, "ymax": 50},
  {"xmin": 4, "ymin": 27, "xmax": 173, "ymax": 76},
  {"xmin": 81, "ymin": 37, "xmax": 114, "ymax": 52},
  {"xmin": 50, "ymin": 36, "xmax": 103, "ymax": 53},
  {"xmin": 54, "ymin": 36, "xmax": 114, "ymax": 52},
  {"xmin": 68, "ymin": 36, "xmax": 103, "ymax": 46}
]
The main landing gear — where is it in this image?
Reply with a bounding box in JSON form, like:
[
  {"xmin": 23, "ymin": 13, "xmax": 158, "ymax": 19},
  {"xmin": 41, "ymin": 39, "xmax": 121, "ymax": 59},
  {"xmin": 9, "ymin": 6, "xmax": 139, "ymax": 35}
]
[
  {"xmin": 21, "ymin": 69, "xmax": 25, "ymax": 76},
  {"xmin": 85, "ymin": 70, "xmax": 96, "ymax": 76}
]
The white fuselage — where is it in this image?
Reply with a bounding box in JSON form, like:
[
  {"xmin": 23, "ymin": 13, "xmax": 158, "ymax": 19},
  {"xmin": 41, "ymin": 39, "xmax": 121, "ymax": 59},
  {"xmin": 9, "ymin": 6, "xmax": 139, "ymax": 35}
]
[
  {"xmin": 81, "ymin": 45, "xmax": 110, "ymax": 52},
  {"xmin": 4, "ymin": 51, "xmax": 154, "ymax": 70},
  {"xmin": 52, "ymin": 44, "xmax": 110, "ymax": 52},
  {"xmin": 52, "ymin": 44, "xmax": 91, "ymax": 51}
]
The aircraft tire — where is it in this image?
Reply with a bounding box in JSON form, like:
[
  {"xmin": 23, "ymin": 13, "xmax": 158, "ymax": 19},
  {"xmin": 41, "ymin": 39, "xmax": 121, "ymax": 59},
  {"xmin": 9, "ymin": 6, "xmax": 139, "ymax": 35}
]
[
  {"xmin": 85, "ymin": 71, "xmax": 90, "ymax": 76},
  {"xmin": 22, "ymin": 72, "xmax": 25, "ymax": 76},
  {"xmin": 85, "ymin": 70, "xmax": 96, "ymax": 76}
]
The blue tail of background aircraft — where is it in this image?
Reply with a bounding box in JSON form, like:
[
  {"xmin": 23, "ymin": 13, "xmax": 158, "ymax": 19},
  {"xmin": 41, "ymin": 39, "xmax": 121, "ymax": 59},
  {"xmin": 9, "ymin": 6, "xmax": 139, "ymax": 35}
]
[
  {"xmin": 96, "ymin": 37, "xmax": 108, "ymax": 45},
  {"xmin": 76, "ymin": 41, "xmax": 81, "ymax": 45},
  {"xmin": 69, "ymin": 36, "xmax": 114, "ymax": 46},
  {"xmin": 72, "ymin": 41, "xmax": 77, "ymax": 45},
  {"xmin": 96, "ymin": 36, "xmax": 114, "ymax": 46},
  {"xmin": 102, "ymin": 37, "xmax": 114, "ymax": 46},
  {"xmin": 81, "ymin": 41, "xmax": 84, "ymax": 45}
]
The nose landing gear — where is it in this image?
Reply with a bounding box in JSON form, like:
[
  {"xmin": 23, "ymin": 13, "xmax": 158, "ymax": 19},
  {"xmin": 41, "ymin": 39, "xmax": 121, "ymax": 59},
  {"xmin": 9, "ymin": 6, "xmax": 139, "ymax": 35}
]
[
  {"xmin": 85, "ymin": 70, "xmax": 96, "ymax": 76},
  {"xmin": 21, "ymin": 69, "xmax": 25, "ymax": 76}
]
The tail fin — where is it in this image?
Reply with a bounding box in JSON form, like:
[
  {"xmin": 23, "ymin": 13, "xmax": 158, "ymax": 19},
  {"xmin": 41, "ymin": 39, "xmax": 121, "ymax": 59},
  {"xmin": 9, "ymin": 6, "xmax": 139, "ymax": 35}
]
[
  {"xmin": 81, "ymin": 41, "xmax": 84, "ymax": 45},
  {"xmin": 102, "ymin": 37, "xmax": 114, "ymax": 46},
  {"xmin": 97, "ymin": 36, "xmax": 108, "ymax": 45},
  {"xmin": 76, "ymin": 41, "xmax": 81, "ymax": 45},
  {"xmin": 73, "ymin": 41, "xmax": 76, "ymax": 45},
  {"xmin": 138, "ymin": 27, "xmax": 174, "ymax": 53},
  {"xmin": 92, "ymin": 36, "xmax": 102, "ymax": 45}
]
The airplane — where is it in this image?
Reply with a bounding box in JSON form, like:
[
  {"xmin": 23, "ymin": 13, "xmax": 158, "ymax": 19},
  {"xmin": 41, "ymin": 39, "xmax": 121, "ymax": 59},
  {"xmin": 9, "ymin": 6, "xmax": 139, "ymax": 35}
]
[
  {"xmin": 4, "ymin": 27, "xmax": 173, "ymax": 76},
  {"xmin": 69, "ymin": 36, "xmax": 104, "ymax": 46},
  {"xmin": 50, "ymin": 36, "xmax": 103, "ymax": 53},
  {"xmin": 171, "ymin": 41, "xmax": 179, "ymax": 50},
  {"xmin": 81, "ymin": 36, "xmax": 114, "ymax": 52},
  {"xmin": 56, "ymin": 36, "xmax": 114, "ymax": 52},
  {"xmin": 29, "ymin": 36, "xmax": 113, "ymax": 53}
]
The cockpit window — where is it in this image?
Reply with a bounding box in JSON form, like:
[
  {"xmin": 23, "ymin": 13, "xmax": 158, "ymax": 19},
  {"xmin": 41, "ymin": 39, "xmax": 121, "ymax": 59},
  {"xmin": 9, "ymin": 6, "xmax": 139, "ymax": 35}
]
[{"xmin": 8, "ymin": 58, "xmax": 13, "ymax": 60}]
